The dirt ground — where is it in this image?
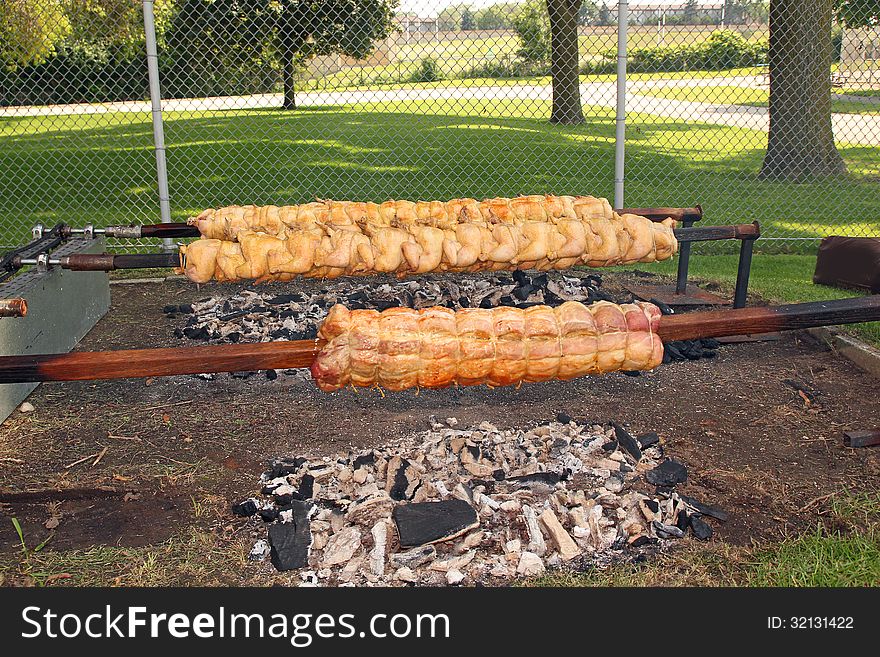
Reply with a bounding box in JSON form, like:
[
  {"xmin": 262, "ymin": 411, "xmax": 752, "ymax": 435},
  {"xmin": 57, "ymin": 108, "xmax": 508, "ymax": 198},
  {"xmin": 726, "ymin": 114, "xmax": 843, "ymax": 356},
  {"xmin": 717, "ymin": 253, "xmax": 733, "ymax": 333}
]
[{"xmin": 1, "ymin": 274, "xmax": 878, "ymax": 584}]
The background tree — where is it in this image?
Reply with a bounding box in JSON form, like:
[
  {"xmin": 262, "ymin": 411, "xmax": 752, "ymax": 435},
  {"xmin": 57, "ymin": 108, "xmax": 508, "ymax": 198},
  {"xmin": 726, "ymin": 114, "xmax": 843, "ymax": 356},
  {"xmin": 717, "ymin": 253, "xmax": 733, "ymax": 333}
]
[
  {"xmin": 461, "ymin": 7, "xmax": 476, "ymax": 30},
  {"xmin": 760, "ymin": 0, "xmax": 846, "ymax": 180},
  {"xmin": 834, "ymin": 0, "xmax": 880, "ymax": 26},
  {"xmin": 547, "ymin": 0, "xmax": 585, "ymax": 124},
  {"xmin": 64, "ymin": 0, "xmax": 174, "ymax": 55},
  {"xmin": 437, "ymin": 4, "xmax": 469, "ymax": 30},
  {"xmin": 275, "ymin": 0, "xmax": 397, "ymax": 109},
  {"xmin": 475, "ymin": 4, "xmax": 515, "ymax": 29},
  {"xmin": 597, "ymin": 2, "xmax": 614, "ymax": 26},
  {"xmin": 513, "ymin": 1, "xmax": 551, "ymax": 63},
  {"xmin": 683, "ymin": 0, "xmax": 700, "ymax": 24},
  {"xmin": 578, "ymin": 1, "xmax": 599, "ymax": 26},
  {"xmin": 0, "ymin": 0, "xmax": 70, "ymax": 70}
]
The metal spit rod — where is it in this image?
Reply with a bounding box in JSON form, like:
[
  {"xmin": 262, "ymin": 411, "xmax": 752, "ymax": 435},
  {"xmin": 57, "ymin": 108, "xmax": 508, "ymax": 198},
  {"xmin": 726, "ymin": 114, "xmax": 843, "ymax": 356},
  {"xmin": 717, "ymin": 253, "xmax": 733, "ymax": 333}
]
[{"xmin": 11, "ymin": 223, "xmax": 760, "ymax": 273}]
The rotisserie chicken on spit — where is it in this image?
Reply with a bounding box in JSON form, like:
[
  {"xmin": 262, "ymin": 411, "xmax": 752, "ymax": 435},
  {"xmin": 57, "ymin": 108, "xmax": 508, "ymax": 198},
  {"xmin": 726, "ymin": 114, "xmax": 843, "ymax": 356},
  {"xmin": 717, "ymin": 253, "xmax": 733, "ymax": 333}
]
[{"xmin": 180, "ymin": 195, "xmax": 677, "ymax": 282}]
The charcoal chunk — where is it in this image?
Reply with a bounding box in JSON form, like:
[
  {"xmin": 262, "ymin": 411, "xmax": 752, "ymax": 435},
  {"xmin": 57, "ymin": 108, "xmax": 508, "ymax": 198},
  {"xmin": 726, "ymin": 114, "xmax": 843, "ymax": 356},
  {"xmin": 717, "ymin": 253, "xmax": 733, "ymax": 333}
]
[
  {"xmin": 681, "ymin": 495, "xmax": 729, "ymax": 522},
  {"xmin": 508, "ymin": 471, "xmax": 566, "ymax": 486},
  {"xmin": 259, "ymin": 508, "xmax": 279, "ymax": 523},
  {"xmin": 512, "ymin": 284, "xmax": 535, "ymax": 301},
  {"xmin": 266, "ymin": 457, "xmax": 307, "ymax": 479},
  {"xmin": 298, "ymin": 473, "xmax": 315, "ymax": 500},
  {"xmin": 646, "ymin": 459, "xmax": 688, "ymax": 487},
  {"xmin": 675, "ymin": 510, "xmax": 690, "ymax": 531},
  {"xmin": 268, "ymin": 502, "xmax": 311, "ymax": 571},
  {"xmin": 393, "ymin": 499, "xmax": 479, "ymax": 548},
  {"xmin": 556, "ymin": 412, "xmax": 573, "ymax": 425},
  {"xmin": 689, "ymin": 515, "xmax": 713, "ymax": 541},
  {"xmin": 637, "ymin": 432, "xmax": 660, "ymax": 449},
  {"xmin": 389, "ymin": 459, "xmax": 411, "ymax": 501},
  {"xmin": 265, "ymin": 369, "xmax": 278, "ymax": 380},
  {"xmin": 231, "ymin": 499, "xmax": 257, "ymax": 517},
  {"xmin": 353, "ymin": 452, "xmax": 375, "ymax": 470},
  {"xmin": 612, "ymin": 422, "xmax": 642, "ymax": 461},
  {"xmin": 183, "ymin": 326, "xmax": 209, "ymax": 341},
  {"xmin": 649, "ymin": 298, "xmax": 674, "ymax": 315}
]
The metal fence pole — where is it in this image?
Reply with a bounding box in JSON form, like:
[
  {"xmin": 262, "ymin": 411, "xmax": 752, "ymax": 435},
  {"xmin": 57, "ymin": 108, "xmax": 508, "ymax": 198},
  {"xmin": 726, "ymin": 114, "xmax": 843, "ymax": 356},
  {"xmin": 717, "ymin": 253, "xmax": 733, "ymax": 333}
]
[
  {"xmin": 143, "ymin": 0, "xmax": 173, "ymax": 251},
  {"xmin": 614, "ymin": 1, "xmax": 629, "ymax": 209}
]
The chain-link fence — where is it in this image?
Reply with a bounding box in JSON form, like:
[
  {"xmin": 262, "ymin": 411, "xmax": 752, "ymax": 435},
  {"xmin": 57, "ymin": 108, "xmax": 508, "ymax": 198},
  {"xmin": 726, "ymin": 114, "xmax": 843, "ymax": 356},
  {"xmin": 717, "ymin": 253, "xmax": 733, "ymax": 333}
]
[{"xmin": 1, "ymin": 1, "xmax": 878, "ymax": 251}]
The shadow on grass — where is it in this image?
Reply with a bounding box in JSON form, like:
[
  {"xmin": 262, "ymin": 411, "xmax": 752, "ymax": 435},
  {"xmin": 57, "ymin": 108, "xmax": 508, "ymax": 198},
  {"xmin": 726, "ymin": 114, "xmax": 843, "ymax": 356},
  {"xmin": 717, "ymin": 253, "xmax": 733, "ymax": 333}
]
[{"xmin": 1, "ymin": 103, "xmax": 878, "ymax": 247}]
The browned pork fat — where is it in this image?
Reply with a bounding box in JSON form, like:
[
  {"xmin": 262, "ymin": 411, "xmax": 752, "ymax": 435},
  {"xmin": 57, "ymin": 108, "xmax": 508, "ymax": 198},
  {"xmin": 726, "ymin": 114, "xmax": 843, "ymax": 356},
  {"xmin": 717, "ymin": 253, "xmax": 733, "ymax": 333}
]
[{"xmin": 310, "ymin": 301, "xmax": 663, "ymax": 392}]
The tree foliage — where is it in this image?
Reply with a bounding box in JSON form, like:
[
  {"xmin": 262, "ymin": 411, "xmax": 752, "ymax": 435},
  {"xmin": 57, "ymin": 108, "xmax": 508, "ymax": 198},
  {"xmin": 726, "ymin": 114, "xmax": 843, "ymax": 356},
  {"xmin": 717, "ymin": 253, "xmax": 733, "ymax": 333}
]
[
  {"xmin": 461, "ymin": 7, "xmax": 476, "ymax": 30},
  {"xmin": 834, "ymin": 0, "xmax": 880, "ymax": 27},
  {"xmin": 0, "ymin": 0, "xmax": 70, "ymax": 69},
  {"xmin": 513, "ymin": 1, "xmax": 550, "ymax": 63},
  {"xmin": 578, "ymin": 1, "xmax": 598, "ymax": 26},
  {"xmin": 63, "ymin": 0, "xmax": 174, "ymax": 53}
]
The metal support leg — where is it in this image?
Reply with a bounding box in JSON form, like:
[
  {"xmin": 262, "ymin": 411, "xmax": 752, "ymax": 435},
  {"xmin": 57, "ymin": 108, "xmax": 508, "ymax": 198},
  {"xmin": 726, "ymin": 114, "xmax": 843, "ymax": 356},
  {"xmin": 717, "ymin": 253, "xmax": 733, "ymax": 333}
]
[
  {"xmin": 733, "ymin": 237, "xmax": 755, "ymax": 309},
  {"xmin": 675, "ymin": 218, "xmax": 694, "ymax": 295}
]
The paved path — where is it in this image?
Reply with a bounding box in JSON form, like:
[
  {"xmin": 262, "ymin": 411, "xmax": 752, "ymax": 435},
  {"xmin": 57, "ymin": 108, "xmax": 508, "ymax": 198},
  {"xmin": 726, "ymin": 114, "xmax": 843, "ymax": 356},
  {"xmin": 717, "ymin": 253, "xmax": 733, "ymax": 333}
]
[{"xmin": 3, "ymin": 77, "xmax": 878, "ymax": 146}]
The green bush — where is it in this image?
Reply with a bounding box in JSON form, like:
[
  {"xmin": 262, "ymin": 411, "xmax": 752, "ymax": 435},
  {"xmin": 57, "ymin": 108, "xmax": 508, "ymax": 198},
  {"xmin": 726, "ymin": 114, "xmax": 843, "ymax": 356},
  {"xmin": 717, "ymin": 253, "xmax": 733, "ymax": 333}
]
[
  {"xmin": 616, "ymin": 30, "xmax": 768, "ymax": 74},
  {"xmin": 580, "ymin": 58, "xmax": 617, "ymax": 76},
  {"xmin": 409, "ymin": 57, "xmax": 441, "ymax": 83},
  {"xmin": 461, "ymin": 55, "xmax": 548, "ymax": 79}
]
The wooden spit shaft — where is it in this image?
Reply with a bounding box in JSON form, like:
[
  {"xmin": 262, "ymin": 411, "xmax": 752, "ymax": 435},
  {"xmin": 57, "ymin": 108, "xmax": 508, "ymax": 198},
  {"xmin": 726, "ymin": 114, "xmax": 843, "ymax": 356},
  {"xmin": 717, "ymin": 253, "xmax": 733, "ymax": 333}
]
[{"xmin": 0, "ymin": 297, "xmax": 877, "ymax": 384}]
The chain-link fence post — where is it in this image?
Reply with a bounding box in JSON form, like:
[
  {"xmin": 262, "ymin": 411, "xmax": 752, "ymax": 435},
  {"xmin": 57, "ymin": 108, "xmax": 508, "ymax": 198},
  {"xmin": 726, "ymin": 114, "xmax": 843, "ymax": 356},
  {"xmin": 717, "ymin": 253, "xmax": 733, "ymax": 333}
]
[
  {"xmin": 142, "ymin": 0, "xmax": 172, "ymax": 251},
  {"xmin": 614, "ymin": 0, "xmax": 629, "ymax": 209}
]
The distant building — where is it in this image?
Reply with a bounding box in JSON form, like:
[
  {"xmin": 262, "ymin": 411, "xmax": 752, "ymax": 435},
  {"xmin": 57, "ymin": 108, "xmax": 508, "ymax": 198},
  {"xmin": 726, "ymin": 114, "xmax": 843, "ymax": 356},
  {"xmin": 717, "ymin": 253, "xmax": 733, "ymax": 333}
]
[
  {"xmin": 608, "ymin": 2, "xmax": 752, "ymax": 26},
  {"xmin": 397, "ymin": 14, "xmax": 439, "ymax": 35}
]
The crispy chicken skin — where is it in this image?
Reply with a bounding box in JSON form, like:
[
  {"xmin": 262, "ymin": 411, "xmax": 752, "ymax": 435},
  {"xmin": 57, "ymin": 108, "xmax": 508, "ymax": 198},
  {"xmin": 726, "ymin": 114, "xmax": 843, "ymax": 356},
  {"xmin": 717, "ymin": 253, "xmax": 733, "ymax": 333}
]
[{"xmin": 180, "ymin": 195, "xmax": 677, "ymax": 282}]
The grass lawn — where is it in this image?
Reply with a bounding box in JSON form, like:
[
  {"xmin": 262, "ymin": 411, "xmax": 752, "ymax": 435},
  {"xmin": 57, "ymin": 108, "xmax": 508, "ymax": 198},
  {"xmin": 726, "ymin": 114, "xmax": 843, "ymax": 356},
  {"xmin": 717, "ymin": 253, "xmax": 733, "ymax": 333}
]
[
  {"xmin": 1, "ymin": 98, "xmax": 878, "ymax": 249},
  {"xmin": 529, "ymin": 492, "xmax": 880, "ymax": 587},
  {"xmin": 638, "ymin": 85, "xmax": 880, "ymax": 114}
]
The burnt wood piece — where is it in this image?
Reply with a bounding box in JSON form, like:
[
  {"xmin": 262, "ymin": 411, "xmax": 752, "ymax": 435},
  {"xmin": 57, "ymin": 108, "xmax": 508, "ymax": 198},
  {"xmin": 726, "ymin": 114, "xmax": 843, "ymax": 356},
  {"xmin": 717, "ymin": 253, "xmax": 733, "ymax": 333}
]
[
  {"xmin": 611, "ymin": 422, "xmax": 642, "ymax": 461},
  {"xmin": 843, "ymin": 430, "xmax": 880, "ymax": 448},
  {"xmin": 392, "ymin": 499, "xmax": 479, "ymax": 547},
  {"xmin": 1, "ymin": 297, "xmax": 879, "ymax": 384},
  {"xmin": 268, "ymin": 501, "xmax": 312, "ymax": 571}
]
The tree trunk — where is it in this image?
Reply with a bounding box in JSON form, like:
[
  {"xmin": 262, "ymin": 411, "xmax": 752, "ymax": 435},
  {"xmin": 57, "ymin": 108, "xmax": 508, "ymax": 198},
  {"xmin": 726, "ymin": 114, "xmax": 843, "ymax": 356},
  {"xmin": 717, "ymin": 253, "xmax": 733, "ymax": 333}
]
[
  {"xmin": 547, "ymin": 0, "xmax": 585, "ymax": 125},
  {"xmin": 282, "ymin": 53, "xmax": 296, "ymax": 110},
  {"xmin": 759, "ymin": 0, "xmax": 846, "ymax": 180}
]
